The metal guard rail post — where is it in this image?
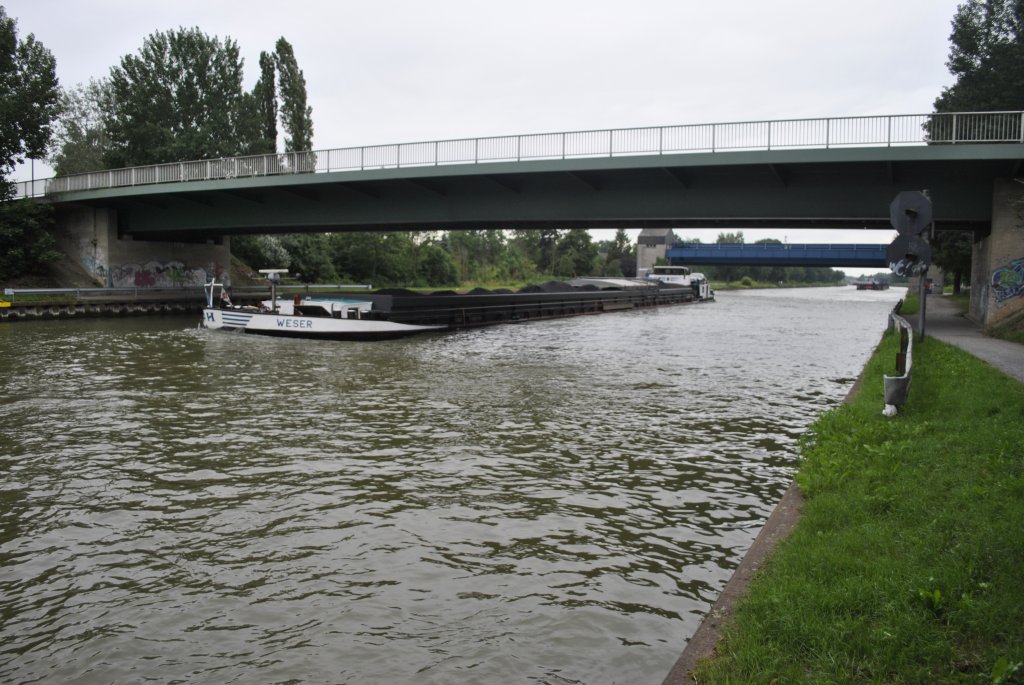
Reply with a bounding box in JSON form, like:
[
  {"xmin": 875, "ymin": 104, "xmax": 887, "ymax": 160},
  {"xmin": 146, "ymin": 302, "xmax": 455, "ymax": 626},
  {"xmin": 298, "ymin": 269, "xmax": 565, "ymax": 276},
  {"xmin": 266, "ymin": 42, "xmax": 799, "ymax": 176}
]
[
  {"xmin": 883, "ymin": 302, "xmax": 914, "ymax": 417},
  {"xmin": 15, "ymin": 111, "xmax": 1024, "ymax": 199}
]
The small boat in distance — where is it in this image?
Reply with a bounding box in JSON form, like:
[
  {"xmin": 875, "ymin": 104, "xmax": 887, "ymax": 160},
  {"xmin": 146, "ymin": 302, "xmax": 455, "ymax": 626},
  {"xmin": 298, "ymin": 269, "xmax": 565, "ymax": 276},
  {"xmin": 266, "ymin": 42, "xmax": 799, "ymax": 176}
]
[{"xmin": 854, "ymin": 277, "xmax": 891, "ymax": 290}]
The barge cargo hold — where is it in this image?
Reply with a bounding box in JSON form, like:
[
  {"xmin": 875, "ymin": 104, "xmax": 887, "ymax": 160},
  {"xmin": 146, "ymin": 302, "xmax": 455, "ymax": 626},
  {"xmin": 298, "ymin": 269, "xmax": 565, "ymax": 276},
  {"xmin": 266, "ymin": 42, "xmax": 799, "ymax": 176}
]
[{"xmin": 202, "ymin": 276, "xmax": 714, "ymax": 341}]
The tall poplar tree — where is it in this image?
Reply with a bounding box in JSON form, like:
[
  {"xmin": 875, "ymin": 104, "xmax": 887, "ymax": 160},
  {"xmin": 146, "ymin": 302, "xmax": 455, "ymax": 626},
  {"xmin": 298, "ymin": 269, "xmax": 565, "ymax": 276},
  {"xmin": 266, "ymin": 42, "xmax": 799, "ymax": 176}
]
[
  {"xmin": 274, "ymin": 37, "xmax": 313, "ymax": 152},
  {"xmin": 252, "ymin": 51, "xmax": 277, "ymax": 154}
]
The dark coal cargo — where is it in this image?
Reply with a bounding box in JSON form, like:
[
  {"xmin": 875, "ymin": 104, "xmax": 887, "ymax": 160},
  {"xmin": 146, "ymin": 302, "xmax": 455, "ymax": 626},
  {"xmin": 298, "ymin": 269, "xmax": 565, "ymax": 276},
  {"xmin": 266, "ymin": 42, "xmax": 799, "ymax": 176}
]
[{"xmin": 202, "ymin": 273, "xmax": 715, "ymax": 341}]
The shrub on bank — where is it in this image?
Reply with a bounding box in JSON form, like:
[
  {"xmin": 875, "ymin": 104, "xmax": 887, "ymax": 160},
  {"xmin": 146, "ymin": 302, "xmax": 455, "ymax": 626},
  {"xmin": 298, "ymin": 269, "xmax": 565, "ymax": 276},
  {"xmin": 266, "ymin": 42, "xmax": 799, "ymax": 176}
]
[
  {"xmin": 694, "ymin": 331, "xmax": 1024, "ymax": 683},
  {"xmin": 0, "ymin": 201, "xmax": 60, "ymax": 281}
]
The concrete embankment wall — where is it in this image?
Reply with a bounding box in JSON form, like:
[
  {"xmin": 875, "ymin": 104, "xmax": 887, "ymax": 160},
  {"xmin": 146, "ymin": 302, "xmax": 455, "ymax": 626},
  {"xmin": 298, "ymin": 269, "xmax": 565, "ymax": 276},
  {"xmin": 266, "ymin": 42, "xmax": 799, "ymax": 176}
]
[
  {"xmin": 970, "ymin": 178, "xmax": 1024, "ymax": 328},
  {"xmin": 56, "ymin": 206, "xmax": 231, "ymax": 288}
]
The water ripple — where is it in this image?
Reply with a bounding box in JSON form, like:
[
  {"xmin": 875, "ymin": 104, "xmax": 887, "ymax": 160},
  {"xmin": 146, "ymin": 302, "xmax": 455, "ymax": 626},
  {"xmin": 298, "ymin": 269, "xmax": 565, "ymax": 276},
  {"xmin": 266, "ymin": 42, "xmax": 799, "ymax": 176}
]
[{"xmin": 0, "ymin": 288, "xmax": 902, "ymax": 684}]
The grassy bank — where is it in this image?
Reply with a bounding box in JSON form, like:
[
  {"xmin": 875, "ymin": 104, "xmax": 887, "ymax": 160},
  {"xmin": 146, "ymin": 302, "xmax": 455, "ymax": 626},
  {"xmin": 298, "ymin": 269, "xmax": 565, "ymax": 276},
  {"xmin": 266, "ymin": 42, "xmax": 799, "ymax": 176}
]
[{"xmin": 693, "ymin": 331, "xmax": 1024, "ymax": 683}]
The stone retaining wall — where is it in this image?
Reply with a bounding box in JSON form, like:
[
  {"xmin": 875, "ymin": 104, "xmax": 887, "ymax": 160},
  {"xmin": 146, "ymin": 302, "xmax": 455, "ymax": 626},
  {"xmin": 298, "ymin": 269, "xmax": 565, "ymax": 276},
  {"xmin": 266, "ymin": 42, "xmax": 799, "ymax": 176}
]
[{"xmin": 0, "ymin": 302, "xmax": 201, "ymax": 321}]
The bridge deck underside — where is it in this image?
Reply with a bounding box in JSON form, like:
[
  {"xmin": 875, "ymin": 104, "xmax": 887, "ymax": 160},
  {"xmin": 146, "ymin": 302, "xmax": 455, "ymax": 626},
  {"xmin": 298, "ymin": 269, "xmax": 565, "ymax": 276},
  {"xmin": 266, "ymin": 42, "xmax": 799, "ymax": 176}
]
[{"xmin": 51, "ymin": 146, "xmax": 1022, "ymax": 240}]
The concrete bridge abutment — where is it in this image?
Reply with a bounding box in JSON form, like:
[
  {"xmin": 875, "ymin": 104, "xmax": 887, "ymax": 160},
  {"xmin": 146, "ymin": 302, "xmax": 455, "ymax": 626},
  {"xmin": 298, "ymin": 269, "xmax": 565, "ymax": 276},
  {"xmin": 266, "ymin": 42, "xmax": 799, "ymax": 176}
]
[
  {"xmin": 969, "ymin": 179, "xmax": 1024, "ymax": 328},
  {"xmin": 55, "ymin": 206, "xmax": 231, "ymax": 288}
]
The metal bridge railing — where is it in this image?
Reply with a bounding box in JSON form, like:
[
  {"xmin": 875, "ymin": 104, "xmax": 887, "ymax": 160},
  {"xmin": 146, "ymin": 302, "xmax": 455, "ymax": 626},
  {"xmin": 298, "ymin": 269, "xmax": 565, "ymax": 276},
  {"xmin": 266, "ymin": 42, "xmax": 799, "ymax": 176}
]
[
  {"xmin": 15, "ymin": 111, "xmax": 1024, "ymax": 199},
  {"xmin": 1, "ymin": 283, "xmax": 373, "ymax": 303}
]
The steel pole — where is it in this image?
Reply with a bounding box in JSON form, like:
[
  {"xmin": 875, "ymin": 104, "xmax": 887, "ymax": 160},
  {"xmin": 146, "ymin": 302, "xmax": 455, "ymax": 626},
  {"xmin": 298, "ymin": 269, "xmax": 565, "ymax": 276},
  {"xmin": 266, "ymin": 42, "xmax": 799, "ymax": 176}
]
[{"xmin": 918, "ymin": 270, "xmax": 927, "ymax": 341}]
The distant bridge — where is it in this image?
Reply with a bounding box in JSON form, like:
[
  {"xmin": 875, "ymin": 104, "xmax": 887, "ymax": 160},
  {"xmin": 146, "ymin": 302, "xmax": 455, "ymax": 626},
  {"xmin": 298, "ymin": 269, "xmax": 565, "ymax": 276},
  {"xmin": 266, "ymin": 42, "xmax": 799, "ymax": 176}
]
[{"xmin": 666, "ymin": 243, "xmax": 888, "ymax": 267}]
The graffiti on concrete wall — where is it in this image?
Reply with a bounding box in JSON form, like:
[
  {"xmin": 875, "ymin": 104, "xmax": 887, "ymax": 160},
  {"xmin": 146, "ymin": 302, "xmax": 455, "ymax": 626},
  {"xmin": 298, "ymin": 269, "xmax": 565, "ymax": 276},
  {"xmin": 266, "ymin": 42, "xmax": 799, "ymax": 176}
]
[
  {"xmin": 110, "ymin": 261, "xmax": 210, "ymax": 288},
  {"xmin": 76, "ymin": 239, "xmax": 108, "ymax": 285},
  {"xmin": 991, "ymin": 257, "xmax": 1024, "ymax": 304}
]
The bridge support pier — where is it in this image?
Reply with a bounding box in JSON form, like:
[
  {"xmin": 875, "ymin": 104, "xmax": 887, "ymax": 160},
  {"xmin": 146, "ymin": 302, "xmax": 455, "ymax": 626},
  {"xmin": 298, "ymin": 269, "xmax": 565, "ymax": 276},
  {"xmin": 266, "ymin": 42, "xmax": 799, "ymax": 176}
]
[
  {"xmin": 55, "ymin": 206, "xmax": 231, "ymax": 288},
  {"xmin": 969, "ymin": 179, "xmax": 1024, "ymax": 328}
]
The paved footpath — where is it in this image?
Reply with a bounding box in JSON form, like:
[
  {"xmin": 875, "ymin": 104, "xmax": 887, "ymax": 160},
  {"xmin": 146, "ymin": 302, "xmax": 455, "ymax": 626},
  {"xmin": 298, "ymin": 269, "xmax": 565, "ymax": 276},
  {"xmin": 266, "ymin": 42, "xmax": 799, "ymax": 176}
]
[
  {"xmin": 919, "ymin": 295, "xmax": 1024, "ymax": 383},
  {"xmin": 662, "ymin": 295, "xmax": 1022, "ymax": 684}
]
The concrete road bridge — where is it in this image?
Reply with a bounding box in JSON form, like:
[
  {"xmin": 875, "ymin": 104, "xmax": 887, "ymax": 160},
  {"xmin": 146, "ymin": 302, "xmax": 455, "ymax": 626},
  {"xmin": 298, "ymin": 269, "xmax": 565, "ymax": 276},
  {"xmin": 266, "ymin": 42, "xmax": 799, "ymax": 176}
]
[{"xmin": 18, "ymin": 110, "xmax": 1024, "ymax": 327}]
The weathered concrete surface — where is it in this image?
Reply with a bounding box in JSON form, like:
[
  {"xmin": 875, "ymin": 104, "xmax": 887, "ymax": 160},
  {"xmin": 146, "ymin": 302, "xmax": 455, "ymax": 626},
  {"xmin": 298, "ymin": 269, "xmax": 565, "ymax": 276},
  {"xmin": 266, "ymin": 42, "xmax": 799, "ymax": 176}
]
[
  {"xmin": 54, "ymin": 205, "xmax": 231, "ymax": 288},
  {"xmin": 969, "ymin": 178, "xmax": 1024, "ymax": 328}
]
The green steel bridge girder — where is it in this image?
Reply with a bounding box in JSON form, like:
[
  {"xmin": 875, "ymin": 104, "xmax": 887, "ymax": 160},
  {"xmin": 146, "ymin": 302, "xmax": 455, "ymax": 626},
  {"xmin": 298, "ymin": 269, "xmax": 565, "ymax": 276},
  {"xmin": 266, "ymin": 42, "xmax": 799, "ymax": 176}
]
[{"xmin": 47, "ymin": 144, "xmax": 1024, "ymax": 240}]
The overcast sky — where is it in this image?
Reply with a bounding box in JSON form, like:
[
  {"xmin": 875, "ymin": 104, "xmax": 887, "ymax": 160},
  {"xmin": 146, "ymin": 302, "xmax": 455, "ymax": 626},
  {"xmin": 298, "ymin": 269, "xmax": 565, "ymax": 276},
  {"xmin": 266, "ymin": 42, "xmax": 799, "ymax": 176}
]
[{"xmin": 5, "ymin": 0, "xmax": 966, "ymax": 271}]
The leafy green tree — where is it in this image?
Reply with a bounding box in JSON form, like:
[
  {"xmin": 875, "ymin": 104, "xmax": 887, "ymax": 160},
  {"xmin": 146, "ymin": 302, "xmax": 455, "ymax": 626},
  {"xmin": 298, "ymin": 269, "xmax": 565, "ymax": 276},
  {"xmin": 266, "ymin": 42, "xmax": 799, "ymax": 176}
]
[
  {"xmin": 444, "ymin": 229, "xmax": 508, "ymax": 282},
  {"xmin": 554, "ymin": 228, "xmax": 600, "ymax": 277},
  {"xmin": 416, "ymin": 240, "xmax": 459, "ymax": 286},
  {"xmin": 253, "ymin": 51, "xmax": 277, "ymax": 154},
  {"xmin": 601, "ymin": 228, "xmax": 632, "ymax": 276},
  {"xmin": 275, "ymin": 37, "xmax": 313, "ymax": 152},
  {"xmin": 0, "ymin": 200, "xmax": 59, "ymax": 279},
  {"xmin": 48, "ymin": 79, "xmax": 111, "ymax": 175},
  {"xmin": 497, "ymin": 240, "xmax": 538, "ymax": 282},
  {"xmin": 103, "ymin": 28, "xmax": 260, "ymax": 167},
  {"xmin": 231, "ymin": 234, "xmax": 291, "ymax": 270},
  {"xmin": 523, "ymin": 228, "xmax": 563, "ymax": 274},
  {"xmin": 278, "ymin": 233, "xmax": 339, "ymax": 282},
  {"xmin": 330, "ymin": 232, "xmax": 418, "ymax": 287},
  {"xmin": 934, "ymin": 0, "xmax": 1024, "ymax": 112},
  {"xmin": 0, "ymin": 6, "xmax": 60, "ymax": 198},
  {"xmin": 931, "ymin": 230, "xmax": 974, "ymax": 294}
]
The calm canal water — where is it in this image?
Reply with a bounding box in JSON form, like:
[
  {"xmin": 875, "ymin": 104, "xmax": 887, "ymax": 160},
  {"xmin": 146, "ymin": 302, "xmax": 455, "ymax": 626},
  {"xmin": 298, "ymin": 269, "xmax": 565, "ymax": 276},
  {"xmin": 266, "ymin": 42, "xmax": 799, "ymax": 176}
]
[{"xmin": 0, "ymin": 286, "xmax": 903, "ymax": 684}]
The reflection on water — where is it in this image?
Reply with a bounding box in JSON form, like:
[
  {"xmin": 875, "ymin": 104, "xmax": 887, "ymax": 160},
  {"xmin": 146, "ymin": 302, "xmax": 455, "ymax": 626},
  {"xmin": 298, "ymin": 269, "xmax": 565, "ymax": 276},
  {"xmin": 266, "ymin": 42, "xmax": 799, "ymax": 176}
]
[{"xmin": 0, "ymin": 287, "xmax": 902, "ymax": 684}]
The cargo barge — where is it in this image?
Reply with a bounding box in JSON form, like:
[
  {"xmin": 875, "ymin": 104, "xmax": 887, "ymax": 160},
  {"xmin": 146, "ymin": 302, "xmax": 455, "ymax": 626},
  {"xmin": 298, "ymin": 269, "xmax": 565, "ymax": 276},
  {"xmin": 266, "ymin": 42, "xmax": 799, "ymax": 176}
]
[
  {"xmin": 202, "ymin": 271, "xmax": 714, "ymax": 341},
  {"xmin": 854, "ymin": 278, "xmax": 890, "ymax": 290}
]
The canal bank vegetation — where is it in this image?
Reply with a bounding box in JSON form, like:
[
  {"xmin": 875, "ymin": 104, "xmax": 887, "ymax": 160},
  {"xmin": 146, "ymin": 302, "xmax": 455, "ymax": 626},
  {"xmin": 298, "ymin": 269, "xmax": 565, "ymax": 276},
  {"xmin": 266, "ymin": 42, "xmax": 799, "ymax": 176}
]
[
  {"xmin": 229, "ymin": 229, "xmax": 846, "ymax": 290},
  {"xmin": 693, "ymin": 331, "xmax": 1024, "ymax": 683},
  {"xmin": 989, "ymin": 311, "xmax": 1024, "ymax": 344}
]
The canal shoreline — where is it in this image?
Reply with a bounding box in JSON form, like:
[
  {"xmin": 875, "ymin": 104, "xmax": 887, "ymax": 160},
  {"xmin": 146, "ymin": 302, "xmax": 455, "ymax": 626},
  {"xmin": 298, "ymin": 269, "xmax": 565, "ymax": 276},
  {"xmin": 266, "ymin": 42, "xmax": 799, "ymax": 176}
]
[
  {"xmin": 672, "ymin": 298, "xmax": 1024, "ymax": 682},
  {"xmin": 660, "ymin": 351, "xmax": 867, "ymax": 685},
  {"xmin": 0, "ymin": 300, "xmax": 201, "ymax": 321}
]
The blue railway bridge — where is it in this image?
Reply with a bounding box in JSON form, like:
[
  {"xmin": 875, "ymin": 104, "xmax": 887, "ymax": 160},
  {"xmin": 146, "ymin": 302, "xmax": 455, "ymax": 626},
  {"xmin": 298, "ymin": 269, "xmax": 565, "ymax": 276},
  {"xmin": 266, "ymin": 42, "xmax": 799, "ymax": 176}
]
[{"xmin": 666, "ymin": 243, "xmax": 888, "ymax": 267}]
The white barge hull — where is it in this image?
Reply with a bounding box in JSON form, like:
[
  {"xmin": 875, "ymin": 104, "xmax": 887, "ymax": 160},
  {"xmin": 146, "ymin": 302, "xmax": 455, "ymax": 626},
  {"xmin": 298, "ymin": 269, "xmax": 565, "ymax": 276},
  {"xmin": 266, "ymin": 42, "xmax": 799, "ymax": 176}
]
[{"xmin": 202, "ymin": 308, "xmax": 445, "ymax": 340}]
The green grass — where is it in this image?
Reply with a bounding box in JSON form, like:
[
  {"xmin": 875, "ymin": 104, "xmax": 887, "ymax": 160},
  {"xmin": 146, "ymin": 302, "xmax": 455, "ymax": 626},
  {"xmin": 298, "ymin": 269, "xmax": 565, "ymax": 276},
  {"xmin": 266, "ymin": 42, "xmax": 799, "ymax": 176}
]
[
  {"xmin": 989, "ymin": 311, "xmax": 1024, "ymax": 345},
  {"xmin": 0, "ymin": 293, "xmax": 76, "ymax": 305},
  {"xmin": 693, "ymin": 331, "xmax": 1024, "ymax": 684}
]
